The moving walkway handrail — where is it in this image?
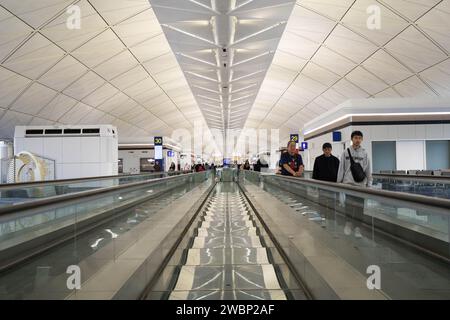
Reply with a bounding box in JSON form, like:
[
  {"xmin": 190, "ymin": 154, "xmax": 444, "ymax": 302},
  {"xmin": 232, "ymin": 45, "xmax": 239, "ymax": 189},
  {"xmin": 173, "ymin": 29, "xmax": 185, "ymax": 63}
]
[
  {"xmin": 372, "ymin": 173, "xmax": 450, "ymax": 183},
  {"xmin": 0, "ymin": 171, "xmax": 206, "ymax": 217},
  {"xmin": 0, "ymin": 170, "xmax": 193, "ymax": 191},
  {"xmin": 248, "ymin": 172, "xmax": 450, "ymax": 211}
]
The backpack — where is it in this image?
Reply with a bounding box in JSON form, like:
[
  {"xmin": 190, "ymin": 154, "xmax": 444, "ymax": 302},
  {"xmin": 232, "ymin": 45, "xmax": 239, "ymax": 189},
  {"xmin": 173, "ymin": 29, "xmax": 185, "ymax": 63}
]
[{"xmin": 347, "ymin": 148, "xmax": 366, "ymax": 183}]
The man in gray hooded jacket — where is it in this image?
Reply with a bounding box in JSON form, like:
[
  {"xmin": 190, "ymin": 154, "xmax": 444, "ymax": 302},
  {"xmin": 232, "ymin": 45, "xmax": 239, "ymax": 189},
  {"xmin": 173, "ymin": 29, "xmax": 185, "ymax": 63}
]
[
  {"xmin": 337, "ymin": 131, "xmax": 372, "ymax": 238},
  {"xmin": 337, "ymin": 131, "xmax": 372, "ymax": 187}
]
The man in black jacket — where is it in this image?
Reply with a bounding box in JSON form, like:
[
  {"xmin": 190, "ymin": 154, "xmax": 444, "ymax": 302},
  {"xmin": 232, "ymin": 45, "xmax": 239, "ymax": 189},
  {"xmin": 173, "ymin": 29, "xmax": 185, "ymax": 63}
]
[
  {"xmin": 312, "ymin": 143, "xmax": 340, "ymax": 182},
  {"xmin": 313, "ymin": 142, "xmax": 340, "ymax": 229}
]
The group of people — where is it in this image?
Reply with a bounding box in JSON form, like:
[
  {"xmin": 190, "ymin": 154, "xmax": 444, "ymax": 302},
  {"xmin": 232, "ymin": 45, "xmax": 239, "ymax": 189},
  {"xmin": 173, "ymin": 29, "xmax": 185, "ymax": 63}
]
[
  {"xmin": 280, "ymin": 130, "xmax": 372, "ymax": 187},
  {"xmin": 279, "ymin": 131, "xmax": 372, "ymax": 238},
  {"xmin": 192, "ymin": 162, "xmax": 215, "ymax": 172},
  {"xmin": 169, "ymin": 162, "xmax": 217, "ymax": 173},
  {"xmin": 240, "ymin": 159, "xmax": 266, "ymax": 172}
]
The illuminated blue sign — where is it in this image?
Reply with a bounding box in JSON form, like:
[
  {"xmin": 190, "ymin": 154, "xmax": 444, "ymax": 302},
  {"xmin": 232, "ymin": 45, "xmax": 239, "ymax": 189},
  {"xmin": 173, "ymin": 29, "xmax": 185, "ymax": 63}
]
[{"xmin": 301, "ymin": 142, "xmax": 308, "ymax": 150}]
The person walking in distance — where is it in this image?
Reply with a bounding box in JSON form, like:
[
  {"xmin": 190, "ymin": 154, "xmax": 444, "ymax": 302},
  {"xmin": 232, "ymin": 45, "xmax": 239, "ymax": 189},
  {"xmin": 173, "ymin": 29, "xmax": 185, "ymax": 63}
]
[{"xmin": 336, "ymin": 131, "xmax": 372, "ymax": 238}]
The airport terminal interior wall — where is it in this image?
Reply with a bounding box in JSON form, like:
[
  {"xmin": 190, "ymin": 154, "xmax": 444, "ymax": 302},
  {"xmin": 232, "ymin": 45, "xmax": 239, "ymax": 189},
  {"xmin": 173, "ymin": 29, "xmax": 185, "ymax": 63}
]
[
  {"xmin": 305, "ymin": 123, "xmax": 450, "ymax": 172},
  {"xmin": 118, "ymin": 149, "xmax": 179, "ymax": 174}
]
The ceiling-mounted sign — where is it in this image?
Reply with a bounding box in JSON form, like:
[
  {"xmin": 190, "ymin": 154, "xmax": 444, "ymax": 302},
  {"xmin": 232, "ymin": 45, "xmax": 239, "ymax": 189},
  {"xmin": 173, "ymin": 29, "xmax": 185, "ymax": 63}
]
[
  {"xmin": 154, "ymin": 136, "xmax": 163, "ymax": 146},
  {"xmin": 301, "ymin": 142, "xmax": 308, "ymax": 150},
  {"xmin": 154, "ymin": 137, "xmax": 163, "ymax": 160},
  {"xmin": 290, "ymin": 134, "xmax": 299, "ymax": 143},
  {"xmin": 167, "ymin": 150, "xmax": 174, "ymax": 157},
  {"xmin": 332, "ymin": 131, "xmax": 342, "ymax": 142}
]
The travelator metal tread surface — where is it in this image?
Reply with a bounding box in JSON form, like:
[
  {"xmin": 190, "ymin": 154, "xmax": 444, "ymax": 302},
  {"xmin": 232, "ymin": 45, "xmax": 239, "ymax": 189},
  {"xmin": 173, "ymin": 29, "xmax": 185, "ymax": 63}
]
[{"xmin": 153, "ymin": 183, "xmax": 307, "ymax": 300}]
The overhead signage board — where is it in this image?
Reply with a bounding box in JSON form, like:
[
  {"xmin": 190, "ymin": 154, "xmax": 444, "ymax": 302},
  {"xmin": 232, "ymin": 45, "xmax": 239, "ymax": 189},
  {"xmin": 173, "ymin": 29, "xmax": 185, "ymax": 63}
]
[
  {"xmin": 154, "ymin": 137, "xmax": 163, "ymax": 160},
  {"xmin": 301, "ymin": 142, "xmax": 308, "ymax": 150},
  {"xmin": 290, "ymin": 134, "xmax": 299, "ymax": 143}
]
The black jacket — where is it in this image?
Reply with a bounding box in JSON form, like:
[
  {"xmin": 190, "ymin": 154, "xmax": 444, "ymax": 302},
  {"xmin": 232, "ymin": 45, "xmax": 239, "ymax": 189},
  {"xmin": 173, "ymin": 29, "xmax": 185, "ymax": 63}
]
[{"xmin": 312, "ymin": 154, "xmax": 340, "ymax": 182}]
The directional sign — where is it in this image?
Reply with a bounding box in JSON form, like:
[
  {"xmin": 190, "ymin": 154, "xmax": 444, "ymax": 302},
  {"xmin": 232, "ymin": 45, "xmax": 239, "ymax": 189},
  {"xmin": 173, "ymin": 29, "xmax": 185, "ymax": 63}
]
[
  {"xmin": 301, "ymin": 142, "xmax": 308, "ymax": 150},
  {"xmin": 290, "ymin": 134, "xmax": 299, "ymax": 143},
  {"xmin": 154, "ymin": 136, "xmax": 163, "ymax": 146},
  {"xmin": 333, "ymin": 131, "xmax": 342, "ymax": 142},
  {"xmin": 154, "ymin": 137, "xmax": 163, "ymax": 159}
]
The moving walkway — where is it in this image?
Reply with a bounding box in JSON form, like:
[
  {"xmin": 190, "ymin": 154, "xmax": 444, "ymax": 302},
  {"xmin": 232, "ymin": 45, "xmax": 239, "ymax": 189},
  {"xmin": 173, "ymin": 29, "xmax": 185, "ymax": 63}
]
[
  {"xmin": 0, "ymin": 171, "xmax": 192, "ymax": 207},
  {"xmin": 0, "ymin": 170, "xmax": 449, "ymax": 300},
  {"xmin": 144, "ymin": 183, "xmax": 307, "ymax": 300},
  {"xmin": 241, "ymin": 170, "xmax": 449, "ymax": 299}
]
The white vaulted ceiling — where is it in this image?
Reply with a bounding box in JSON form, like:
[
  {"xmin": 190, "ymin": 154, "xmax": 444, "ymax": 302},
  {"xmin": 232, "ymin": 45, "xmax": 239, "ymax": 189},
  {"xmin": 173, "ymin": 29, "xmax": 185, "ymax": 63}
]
[
  {"xmin": 1, "ymin": 0, "xmax": 449, "ymax": 146},
  {"xmin": 149, "ymin": 0, "xmax": 295, "ymax": 134},
  {"xmin": 246, "ymin": 0, "xmax": 450, "ymax": 140},
  {"xmin": 0, "ymin": 0, "xmax": 206, "ymax": 140}
]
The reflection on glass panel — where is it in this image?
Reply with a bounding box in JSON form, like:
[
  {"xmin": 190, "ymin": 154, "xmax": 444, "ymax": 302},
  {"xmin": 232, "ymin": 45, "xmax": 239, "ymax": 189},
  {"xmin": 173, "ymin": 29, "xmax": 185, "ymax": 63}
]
[
  {"xmin": 241, "ymin": 171, "xmax": 450, "ymax": 299},
  {"xmin": 0, "ymin": 172, "xmax": 211, "ymax": 299}
]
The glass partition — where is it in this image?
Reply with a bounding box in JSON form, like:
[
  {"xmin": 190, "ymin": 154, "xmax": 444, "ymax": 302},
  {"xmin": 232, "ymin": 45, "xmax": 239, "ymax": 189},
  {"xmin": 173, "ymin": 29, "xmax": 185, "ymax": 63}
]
[
  {"xmin": 372, "ymin": 175, "xmax": 450, "ymax": 199},
  {"xmin": 0, "ymin": 171, "xmax": 211, "ymax": 299},
  {"xmin": 241, "ymin": 171, "xmax": 450, "ymax": 299},
  {"xmin": 0, "ymin": 171, "xmax": 192, "ymax": 207}
]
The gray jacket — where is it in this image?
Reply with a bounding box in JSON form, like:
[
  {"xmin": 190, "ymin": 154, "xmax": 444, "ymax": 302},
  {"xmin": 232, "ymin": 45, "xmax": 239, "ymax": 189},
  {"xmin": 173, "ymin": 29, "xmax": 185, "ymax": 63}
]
[{"xmin": 337, "ymin": 146, "xmax": 372, "ymax": 187}]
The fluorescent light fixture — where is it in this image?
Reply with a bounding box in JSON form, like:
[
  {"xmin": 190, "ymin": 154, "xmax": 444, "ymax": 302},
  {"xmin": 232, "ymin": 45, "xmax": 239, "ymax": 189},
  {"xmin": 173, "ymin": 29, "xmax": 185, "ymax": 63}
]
[
  {"xmin": 207, "ymin": 117, "xmax": 224, "ymax": 122},
  {"xmin": 201, "ymin": 102, "xmax": 222, "ymax": 109},
  {"xmin": 230, "ymin": 83, "xmax": 257, "ymax": 94},
  {"xmin": 205, "ymin": 113, "xmax": 223, "ymax": 120},
  {"xmin": 228, "ymin": 0, "xmax": 255, "ymax": 14},
  {"xmin": 303, "ymin": 111, "xmax": 450, "ymax": 135},
  {"xmin": 197, "ymin": 94, "xmax": 221, "ymax": 102},
  {"xmin": 231, "ymin": 70, "xmax": 265, "ymax": 82},
  {"xmin": 232, "ymin": 22, "xmax": 287, "ymax": 46},
  {"xmin": 193, "ymin": 85, "xmax": 221, "ymax": 94},
  {"xmin": 230, "ymin": 110, "xmax": 249, "ymax": 116},
  {"xmin": 208, "ymin": 121, "xmax": 224, "ymax": 126},
  {"xmin": 214, "ymin": 49, "xmax": 221, "ymax": 67},
  {"xmin": 231, "ymin": 93, "xmax": 255, "ymax": 102},
  {"xmin": 232, "ymin": 51, "xmax": 274, "ymax": 67},
  {"xmin": 211, "ymin": 16, "xmax": 219, "ymax": 46},
  {"xmin": 188, "ymin": 0, "xmax": 220, "ymax": 14},
  {"xmin": 177, "ymin": 52, "xmax": 216, "ymax": 67},
  {"xmin": 229, "ymin": 16, "xmax": 238, "ymax": 45},
  {"xmin": 161, "ymin": 24, "xmax": 217, "ymax": 46},
  {"xmin": 217, "ymin": 69, "xmax": 222, "ymax": 84},
  {"xmin": 203, "ymin": 108, "xmax": 222, "ymax": 115},
  {"xmin": 230, "ymin": 101, "xmax": 251, "ymax": 109},
  {"xmin": 185, "ymin": 71, "xmax": 218, "ymax": 83},
  {"xmin": 229, "ymin": 117, "xmax": 245, "ymax": 123}
]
